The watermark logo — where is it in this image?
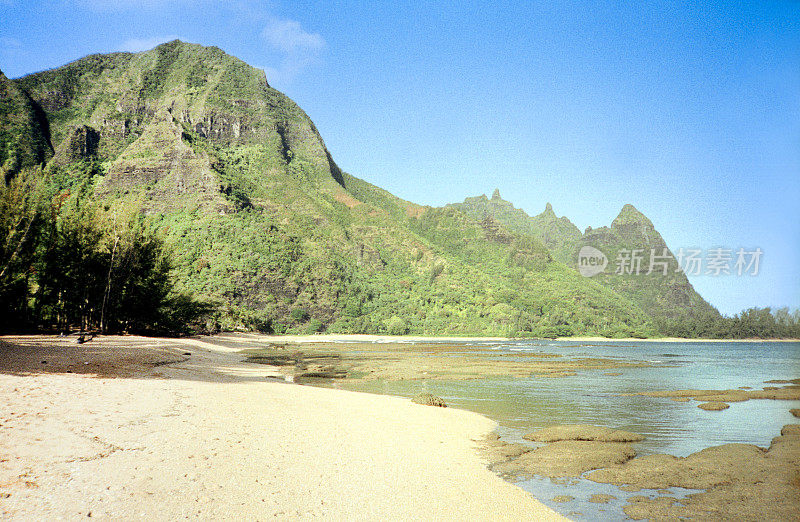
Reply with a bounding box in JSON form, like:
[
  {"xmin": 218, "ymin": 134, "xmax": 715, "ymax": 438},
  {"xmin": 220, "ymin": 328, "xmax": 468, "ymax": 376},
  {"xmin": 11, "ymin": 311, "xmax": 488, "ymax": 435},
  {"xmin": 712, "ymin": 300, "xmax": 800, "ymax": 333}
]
[
  {"xmin": 577, "ymin": 246, "xmax": 763, "ymax": 277},
  {"xmin": 577, "ymin": 246, "xmax": 608, "ymax": 277},
  {"xmin": 673, "ymin": 247, "xmax": 763, "ymax": 276}
]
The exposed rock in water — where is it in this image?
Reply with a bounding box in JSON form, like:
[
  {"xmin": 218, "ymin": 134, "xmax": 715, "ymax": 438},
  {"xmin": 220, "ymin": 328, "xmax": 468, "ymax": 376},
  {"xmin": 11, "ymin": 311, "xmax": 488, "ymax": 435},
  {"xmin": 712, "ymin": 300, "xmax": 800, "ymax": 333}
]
[
  {"xmin": 478, "ymin": 434, "xmax": 531, "ymax": 464},
  {"xmin": 698, "ymin": 401, "xmax": 729, "ymax": 411},
  {"xmin": 622, "ymin": 496, "xmax": 685, "ymax": 520},
  {"xmin": 541, "ymin": 370, "xmax": 577, "ymax": 378},
  {"xmin": 411, "ymin": 393, "xmax": 447, "ymax": 407},
  {"xmin": 524, "ymin": 424, "xmax": 645, "ymax": 443},
  {"xmin": 586, "ymin": 424, "xmax": 800, "ymax": 520},
  {"xmin": 552, "ymin": 495, "xmax": 574, "ymax": 503},
  {"xmin": 588, "ymin": 494, "xmax": 616, "ymax": 503},
  {"xmin": 492, "ymin": 440, "xmax": 637, "ymax": 479},
  {"xmin": 632, "ymin": 383, "xmax": 800, "ymax": 403},
  {"xmin": 589, "ymin": 443, "xmax": 767, "ymax": 489},
  {"xmin": 296, "ymin": 366, "xmax": 348, "ymax": 380},
  {"xmin": 790, "ymin": 408, "xmax": 800, "ymax": 418}
]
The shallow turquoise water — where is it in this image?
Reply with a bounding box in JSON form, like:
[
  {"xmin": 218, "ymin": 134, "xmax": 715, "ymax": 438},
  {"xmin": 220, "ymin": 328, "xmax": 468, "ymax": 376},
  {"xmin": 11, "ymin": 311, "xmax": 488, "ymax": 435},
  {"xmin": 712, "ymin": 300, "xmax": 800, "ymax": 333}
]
[
  {"xmin": 327, "ymin": 340, "xmax": 800, "ymax": 456},
  {"xmin": 319, "ymin": 340, "xmax": 800, "ymax": 520}
]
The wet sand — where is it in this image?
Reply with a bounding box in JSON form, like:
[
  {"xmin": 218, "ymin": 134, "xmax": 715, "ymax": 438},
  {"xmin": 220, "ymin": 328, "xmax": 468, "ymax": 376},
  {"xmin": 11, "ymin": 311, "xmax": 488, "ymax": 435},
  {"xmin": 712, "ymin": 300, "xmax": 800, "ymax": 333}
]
[{"xmin": 0, "ymin": 335, "xmax": 565, "ymax": 521}]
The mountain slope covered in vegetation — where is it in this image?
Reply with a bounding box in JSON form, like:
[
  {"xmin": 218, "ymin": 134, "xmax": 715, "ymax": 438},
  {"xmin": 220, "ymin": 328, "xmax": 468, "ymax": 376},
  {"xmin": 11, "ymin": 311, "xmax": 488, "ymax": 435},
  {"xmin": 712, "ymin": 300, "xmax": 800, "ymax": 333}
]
[
  {"xmin": 0, "ymin": 70, "xmax": 52, "ymax": 181},
  {"xmin": 450, "ymin": 192, "xmax": 721, "ymax": 332},
  {"xmin": 4, "ymin": 41, "xmax": 791, "ymax": 338}
]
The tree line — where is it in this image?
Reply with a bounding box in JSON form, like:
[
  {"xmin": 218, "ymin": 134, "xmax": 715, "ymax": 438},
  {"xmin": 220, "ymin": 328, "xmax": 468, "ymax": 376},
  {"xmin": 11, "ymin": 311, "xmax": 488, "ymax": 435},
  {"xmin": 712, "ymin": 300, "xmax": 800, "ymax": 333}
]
[
  {"xmin": 0, "ymin": 166, "xmax": 209, "ymax": 334},
  {"xmin": 653, "ymin": 306, "xmax": 800, "ymax": 340},
  {"xmin": 1, "ymin": 165, "xmax": 797, "ymax": 339}
]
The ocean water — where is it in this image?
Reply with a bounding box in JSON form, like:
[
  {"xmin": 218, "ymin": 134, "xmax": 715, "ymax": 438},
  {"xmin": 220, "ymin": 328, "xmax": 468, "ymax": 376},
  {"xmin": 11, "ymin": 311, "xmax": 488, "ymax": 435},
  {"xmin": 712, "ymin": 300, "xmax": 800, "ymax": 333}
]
[{"xmin": 319, "ymin": 340, "xmax": 800, "ymax": 520}]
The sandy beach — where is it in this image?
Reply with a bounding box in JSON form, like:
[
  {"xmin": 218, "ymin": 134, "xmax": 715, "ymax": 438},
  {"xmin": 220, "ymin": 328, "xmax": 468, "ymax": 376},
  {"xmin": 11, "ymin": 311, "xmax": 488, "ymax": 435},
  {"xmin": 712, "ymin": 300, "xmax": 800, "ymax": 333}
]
[{"xmin": 0, "ymin": 335, "xmax": 565, "ymax": 520}]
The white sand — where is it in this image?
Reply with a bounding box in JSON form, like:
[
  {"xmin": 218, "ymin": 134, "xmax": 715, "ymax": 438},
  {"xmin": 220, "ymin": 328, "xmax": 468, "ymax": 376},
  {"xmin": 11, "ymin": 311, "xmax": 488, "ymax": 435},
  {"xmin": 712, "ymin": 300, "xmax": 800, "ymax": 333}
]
[{"xmin": 0, "ymin": 336, "xmax": 565, "ymax": 520}]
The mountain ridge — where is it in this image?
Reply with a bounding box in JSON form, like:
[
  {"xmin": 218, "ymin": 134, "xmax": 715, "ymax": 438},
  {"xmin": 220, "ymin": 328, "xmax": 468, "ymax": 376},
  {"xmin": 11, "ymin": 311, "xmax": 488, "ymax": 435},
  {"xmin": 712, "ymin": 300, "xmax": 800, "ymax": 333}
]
[
  {"xmin": 449, "ymin": 191, "xmax": 719, "ymax": 325},
  {"xmin": 0, "ymin": 41, "xmax": 723, "ymax": 337}
]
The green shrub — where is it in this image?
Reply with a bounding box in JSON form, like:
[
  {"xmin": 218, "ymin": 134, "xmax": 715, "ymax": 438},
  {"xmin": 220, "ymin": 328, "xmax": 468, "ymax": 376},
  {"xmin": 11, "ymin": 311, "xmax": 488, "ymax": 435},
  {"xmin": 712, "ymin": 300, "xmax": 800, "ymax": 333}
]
[
  {"xmin": 385, "ymin": 315, "xmax": 409, "ymax": 336},
  {"xmin": 290, "ymin": 308, "xmax": 309, "ymax": 322},
  {"xmin": 305, "ymin": 318, "xmax": 324, "ymax": 334}
]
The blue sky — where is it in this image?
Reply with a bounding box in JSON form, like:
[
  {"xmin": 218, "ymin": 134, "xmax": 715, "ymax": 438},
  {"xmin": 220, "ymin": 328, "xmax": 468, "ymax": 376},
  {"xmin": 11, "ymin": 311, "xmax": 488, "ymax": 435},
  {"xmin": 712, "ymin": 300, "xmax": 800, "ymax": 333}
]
[{"xmin": 1, "ymin": 0, "xmax": 798, "ymax": 315}]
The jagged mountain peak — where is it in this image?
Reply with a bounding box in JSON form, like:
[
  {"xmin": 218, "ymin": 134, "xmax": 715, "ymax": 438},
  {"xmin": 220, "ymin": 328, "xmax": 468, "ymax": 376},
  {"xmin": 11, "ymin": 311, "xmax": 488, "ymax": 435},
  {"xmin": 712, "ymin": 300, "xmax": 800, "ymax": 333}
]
[
  {"xmin": 612, "ymin": 203, "xmax": 654, "ymax": 229},
  {"xmin": 451, "ymin": 190, "xmax": 717, "ymax": 323}
]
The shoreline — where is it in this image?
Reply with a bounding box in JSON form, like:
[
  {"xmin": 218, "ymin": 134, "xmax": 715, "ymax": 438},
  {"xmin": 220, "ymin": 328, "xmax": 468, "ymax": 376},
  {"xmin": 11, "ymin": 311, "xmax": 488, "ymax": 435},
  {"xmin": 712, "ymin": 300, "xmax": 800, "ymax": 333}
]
[
  {"xmin": 556, "ymin": 336, "xmax": 800, "ymax": 343},
  {"xmin": 223, "ymin": 332, "xmax": 800, "ymax": 344},
  {"xmin": 0, "ymin": 335, "xmax": 565, "ymax": 520},
  {"xmin": 235, "ymin": 333, "xmax": 800, "ymax": 519},
  {"xmin": 3, "ymin": 334, "xmax": 797, "ymax": 520}
]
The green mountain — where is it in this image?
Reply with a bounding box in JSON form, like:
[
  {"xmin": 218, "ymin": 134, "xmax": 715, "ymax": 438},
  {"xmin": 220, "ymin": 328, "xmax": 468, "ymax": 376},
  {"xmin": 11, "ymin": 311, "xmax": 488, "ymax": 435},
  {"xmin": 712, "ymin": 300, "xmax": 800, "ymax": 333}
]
[
  {"xmin": 577, "ymin": 204, "xmax": 719, "ymax": 325},
  {"xmin": 450, "ymin": 192, "xmax": 720, "ymax": 328},
  {"xmin": 1, "ymin": 41, "xmax": 724, "ymax": 337},
  {"xmin": 448, "ymin": 190, "xmax": 581, "ymax": 261},
  {"xmin": 0, "ymin": 70, "xmax": 52, "ymax": 181}
]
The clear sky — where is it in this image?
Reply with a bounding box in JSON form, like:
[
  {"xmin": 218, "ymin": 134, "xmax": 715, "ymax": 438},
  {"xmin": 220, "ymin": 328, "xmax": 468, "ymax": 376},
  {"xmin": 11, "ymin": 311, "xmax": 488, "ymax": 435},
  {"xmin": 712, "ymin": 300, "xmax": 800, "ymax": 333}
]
[{"xmin": 2, "ymin": 0, "xmax": 798, "ymax": 315}]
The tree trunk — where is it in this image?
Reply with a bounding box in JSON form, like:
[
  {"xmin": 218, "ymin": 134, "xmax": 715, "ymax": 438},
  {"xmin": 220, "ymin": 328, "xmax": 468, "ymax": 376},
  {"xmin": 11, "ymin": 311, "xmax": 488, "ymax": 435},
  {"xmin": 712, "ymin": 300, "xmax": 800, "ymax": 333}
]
[{"xmin": 100, "ymin": 234, "xmax": 119, "ymax": 334}]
